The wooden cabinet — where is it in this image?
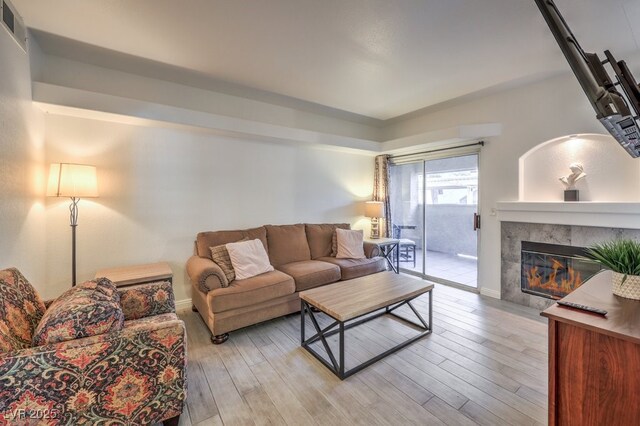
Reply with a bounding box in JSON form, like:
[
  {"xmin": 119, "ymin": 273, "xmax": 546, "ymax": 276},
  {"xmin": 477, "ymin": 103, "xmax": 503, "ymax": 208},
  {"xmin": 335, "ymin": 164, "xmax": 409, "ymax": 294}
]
[
  {"xmin": 541, "ymin": 270, "xmax": 640, "ymax": 425},
  {"xmin": 95, "ymin": 262, "xmax": 173, "ymax": 288}
]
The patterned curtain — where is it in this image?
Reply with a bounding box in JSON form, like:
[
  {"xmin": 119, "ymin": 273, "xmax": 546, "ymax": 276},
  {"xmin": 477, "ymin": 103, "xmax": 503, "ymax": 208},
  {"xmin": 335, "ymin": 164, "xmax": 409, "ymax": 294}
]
[{"xmin": 373, "ymin": 154, "xmax": 392, "ymax": 237}]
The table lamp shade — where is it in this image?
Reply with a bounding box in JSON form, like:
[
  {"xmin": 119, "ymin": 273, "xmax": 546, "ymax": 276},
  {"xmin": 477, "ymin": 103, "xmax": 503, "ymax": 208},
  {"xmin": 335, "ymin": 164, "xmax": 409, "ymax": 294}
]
[
  {"xmin": 365, "ymin": 201, "xmax": 384, "ymax": 218},
  {"xmin": 47, "ymin": 163, "xmax": 98, "ymax": 198}
]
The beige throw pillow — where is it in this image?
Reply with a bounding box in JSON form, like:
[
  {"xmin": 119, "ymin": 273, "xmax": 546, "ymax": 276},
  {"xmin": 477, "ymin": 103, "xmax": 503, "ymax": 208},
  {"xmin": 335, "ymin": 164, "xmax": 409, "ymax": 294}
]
[
  {"xmin": 227, "ymin": 239, "xmax": 275, "ymax": 280},
  {"xmin": 330, "ymin": 224, "xmax": 352, "ymax": 256},
  {"xmin": 335, "ymin": 228, "xmax": 366, "ymax": 259}
]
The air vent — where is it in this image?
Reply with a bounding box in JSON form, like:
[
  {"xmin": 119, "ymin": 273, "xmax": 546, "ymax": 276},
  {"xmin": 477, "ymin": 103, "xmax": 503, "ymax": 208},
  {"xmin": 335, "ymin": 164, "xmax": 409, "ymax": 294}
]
[{"xmin": 1, "ymin": 0, "xmax": 26, "ymax": 51}]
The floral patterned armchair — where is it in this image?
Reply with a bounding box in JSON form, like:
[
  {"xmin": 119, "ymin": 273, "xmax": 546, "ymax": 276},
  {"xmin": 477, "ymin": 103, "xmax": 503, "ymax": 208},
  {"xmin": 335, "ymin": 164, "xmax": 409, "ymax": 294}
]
[{"xmin": 0, "ymin": 268, "xmax": 186, "ymax": 425}]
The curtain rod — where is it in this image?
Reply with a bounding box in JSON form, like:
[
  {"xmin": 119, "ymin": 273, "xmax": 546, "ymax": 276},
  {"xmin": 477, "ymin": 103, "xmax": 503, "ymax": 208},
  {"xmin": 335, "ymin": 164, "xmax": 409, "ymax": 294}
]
[{"xmin": 389, "ymin": 141, "xmax": 485, "ymax": 159}]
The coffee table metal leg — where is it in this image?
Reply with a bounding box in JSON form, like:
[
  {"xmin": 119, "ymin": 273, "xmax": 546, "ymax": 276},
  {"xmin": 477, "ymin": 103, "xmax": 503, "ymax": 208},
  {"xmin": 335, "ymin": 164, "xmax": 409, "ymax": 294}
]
[
  {"xmin": 381, "ymin": 244, "xmax": 399, "ymax": 274},
  {"xmin": 391, "ymin": 243, "xmax": 400, "ymax": 274},
  {"xmin": 339, "ymin": 322, "xmax": 345, "ymax": 378},
  {"xmin": 300, "ymin": 290, "xmax": 433, "ymax": 380},
  {"xmin": 301, "ymin": 300, "xmax": 305, "ymax": 342},
  {"xmin": 407, "ymin": 300, "xmax": 429, "ymax": 329},
  {"xmin": 306, "ymin": 301, "xmax": 339, "ymax": 371},
  {"xmin": 429, "ymin": 289, "xmax": 433, "ymax": 330}
]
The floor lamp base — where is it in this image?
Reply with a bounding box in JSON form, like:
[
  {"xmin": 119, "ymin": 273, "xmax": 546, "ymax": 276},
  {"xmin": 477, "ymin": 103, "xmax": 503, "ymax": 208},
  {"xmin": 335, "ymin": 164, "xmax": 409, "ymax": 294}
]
[{"xmin": 69, "ymin": 197, "xmax": 79, "ymax": 287}]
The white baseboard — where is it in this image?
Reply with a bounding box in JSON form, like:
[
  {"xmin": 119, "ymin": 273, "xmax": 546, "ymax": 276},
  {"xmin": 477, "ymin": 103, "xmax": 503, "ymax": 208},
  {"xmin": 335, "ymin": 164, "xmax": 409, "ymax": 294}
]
[
  {"xmin": 175, "ymin": 298, "xmax": 193, "ymax": 310},
  {"xmin": 479, "ymin": 287, "xmax": 501, "ymax": 299}
]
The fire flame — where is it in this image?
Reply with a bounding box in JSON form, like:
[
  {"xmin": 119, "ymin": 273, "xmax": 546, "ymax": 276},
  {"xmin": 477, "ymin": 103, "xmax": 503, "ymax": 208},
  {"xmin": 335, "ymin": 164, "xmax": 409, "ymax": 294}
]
[{"xmin": 526, "ymin": 257, "xmax": 582, "ymax": 298}]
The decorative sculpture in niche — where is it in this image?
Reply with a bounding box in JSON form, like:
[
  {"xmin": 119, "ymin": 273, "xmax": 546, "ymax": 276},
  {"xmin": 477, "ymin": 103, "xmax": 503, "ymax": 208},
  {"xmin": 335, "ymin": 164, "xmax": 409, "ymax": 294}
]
[{"xmin": 559, "ymin": 163, "xmax": 586, "ymax": 201}]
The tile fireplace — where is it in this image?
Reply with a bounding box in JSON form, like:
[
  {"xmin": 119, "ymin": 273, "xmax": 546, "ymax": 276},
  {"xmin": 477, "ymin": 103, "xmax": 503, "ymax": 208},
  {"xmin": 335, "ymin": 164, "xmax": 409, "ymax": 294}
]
[
  {"xmin": 501, "ymin": 222, "xmax": 640, "ymax": 309},
  {"xmin": 521, "ymin": 241, "xmax": 601, "ymax": 300}
]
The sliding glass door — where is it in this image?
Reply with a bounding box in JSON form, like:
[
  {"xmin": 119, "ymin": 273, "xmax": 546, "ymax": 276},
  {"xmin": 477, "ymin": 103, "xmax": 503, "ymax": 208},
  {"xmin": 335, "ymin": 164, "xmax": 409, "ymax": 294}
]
[
  {"xmin": 388, "ymin": 162, "xmax": 424, "ymax": 275},
  {"xmin": 390, "ymin": 152, "xmax": 479, "ymax": 289}
]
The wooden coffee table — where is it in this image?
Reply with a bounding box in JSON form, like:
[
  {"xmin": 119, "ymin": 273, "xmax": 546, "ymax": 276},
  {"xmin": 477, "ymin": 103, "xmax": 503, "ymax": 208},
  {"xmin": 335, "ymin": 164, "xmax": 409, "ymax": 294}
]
[{"xmin": 299, "ymin": 271, "xmax": 433, "ymax": 380}]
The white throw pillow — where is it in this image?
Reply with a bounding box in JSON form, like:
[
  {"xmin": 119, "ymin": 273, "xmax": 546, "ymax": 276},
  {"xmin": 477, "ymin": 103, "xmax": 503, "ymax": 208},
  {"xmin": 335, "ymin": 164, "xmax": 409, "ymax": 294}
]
[
  {"xmin": 226, "ymin": 239, "xmax": 274, "ymax": 280},
  {"xmin": 335, "ymin": 228, "xmax": 366, "ymax": 259}
]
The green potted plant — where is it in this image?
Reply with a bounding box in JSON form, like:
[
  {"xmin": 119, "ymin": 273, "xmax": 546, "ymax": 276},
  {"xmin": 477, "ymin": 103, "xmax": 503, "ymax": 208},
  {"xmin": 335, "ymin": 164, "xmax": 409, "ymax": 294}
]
[{"xmin": 585, "ymin": 239, "xmax": 640, "ymax": 300}]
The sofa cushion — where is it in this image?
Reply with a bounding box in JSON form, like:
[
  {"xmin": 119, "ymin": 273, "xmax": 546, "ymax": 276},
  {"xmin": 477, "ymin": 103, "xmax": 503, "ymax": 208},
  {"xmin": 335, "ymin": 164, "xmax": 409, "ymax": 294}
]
[
  {"xmin": 208, "ymin": 270, "xmax": 295, "ymax": 313},
  {"xmin": 305, "ymin": 223, "xmax": 350, "ymax": 259},
  {"xmin": 32, "ymin": 279, "xmax": 124, "ymax": 346},
  {"xmin": 227, "ymin": 239, "xmax": 275, "ymax": 280},
  {"xmin": 336, "ymin": 228, "xmax": 366, "ymax": 259},
  {"xmin": 197, "ymin": 226, "xmax": 268, "ymax": 259},
  {"xmin": 265, "ymin": 224, "xmax": 311, "ymax": 267},
  {"xmin": 317, "ymin": 257, "xmax": 387, "ymax": 281},
  {"xmin": 276, "ymin": 260, "xmax": 341, "ymax": 291},
  {"xmin": 0, "ymin": 268, "xmax": 47, "ymax": 353}
]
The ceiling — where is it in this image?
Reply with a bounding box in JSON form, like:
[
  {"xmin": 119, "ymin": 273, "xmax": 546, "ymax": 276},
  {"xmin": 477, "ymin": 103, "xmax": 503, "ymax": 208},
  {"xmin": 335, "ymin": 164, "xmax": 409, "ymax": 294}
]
[{"xmin": 13, "ymin": 0, "xmax": 640, "ymax": 120}]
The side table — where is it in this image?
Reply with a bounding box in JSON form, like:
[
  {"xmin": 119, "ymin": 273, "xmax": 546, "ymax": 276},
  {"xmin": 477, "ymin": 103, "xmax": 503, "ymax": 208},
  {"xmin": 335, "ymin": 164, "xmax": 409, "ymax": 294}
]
[
  {"xmin": 365, "ymin": 238, "xmax": 400, "ymax": 273},
  {"xmin": 95, "ymin": 262, "xmax": 173, "ymax": 288}
]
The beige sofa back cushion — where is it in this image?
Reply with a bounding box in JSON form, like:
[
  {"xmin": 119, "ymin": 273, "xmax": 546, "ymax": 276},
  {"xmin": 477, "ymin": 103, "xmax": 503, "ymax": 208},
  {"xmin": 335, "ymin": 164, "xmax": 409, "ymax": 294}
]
[
  {"xmin": 196, "ymin": 227, "xmax": 268, "ymax": 259},
  {"xmin": 305, "ymin": 223, "xmax": 350, "ymax": 259},
  {"xmin": 265, "ymin": 224, "xmax": 311, "ymax": 267}
]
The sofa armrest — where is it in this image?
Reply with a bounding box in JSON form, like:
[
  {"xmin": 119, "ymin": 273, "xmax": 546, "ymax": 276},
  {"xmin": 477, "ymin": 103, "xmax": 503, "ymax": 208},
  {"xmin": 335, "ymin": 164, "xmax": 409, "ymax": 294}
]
[
  {"xmin": 186, "ymin": 255, "xmax": 227, "ymax": 293},
  {"xmin": 363, "ymin": 241, "xmax": 381, "ymax": 258},
  {"xmin": 118, "ymin": 281, "xmax": 175, "ymax": 320},
  {"xmin": 0, "ymin": 318, "xmax": 186, "ymax": 425}
]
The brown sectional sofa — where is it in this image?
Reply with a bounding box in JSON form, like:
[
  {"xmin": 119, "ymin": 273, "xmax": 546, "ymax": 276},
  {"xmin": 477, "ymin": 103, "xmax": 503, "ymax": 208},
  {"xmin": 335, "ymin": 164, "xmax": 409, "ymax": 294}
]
[{"xmin": 186, "ymin": 223, "xmax": 385, "ymax": 343}]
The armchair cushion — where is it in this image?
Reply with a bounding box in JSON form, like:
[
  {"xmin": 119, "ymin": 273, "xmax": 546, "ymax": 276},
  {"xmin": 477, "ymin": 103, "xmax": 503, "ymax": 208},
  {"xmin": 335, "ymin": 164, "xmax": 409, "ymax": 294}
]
[
  {"xmin": 32, "ymin": 279, "xmax": 124, "ymax": 346},
  {"xmin": 0, "ymin": 268, "xmax": 47, "ymax": 353},
  {"xmin": 119, "ymin": 281, "xmax": 175, "ymax": 320},
  {"xmin": 0, "ymin": 316, "xmax": 186, "ymax": 425}
]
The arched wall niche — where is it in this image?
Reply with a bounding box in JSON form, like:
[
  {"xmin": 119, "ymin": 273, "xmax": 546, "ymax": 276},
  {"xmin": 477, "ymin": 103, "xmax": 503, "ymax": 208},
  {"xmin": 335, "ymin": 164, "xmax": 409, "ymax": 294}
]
[{"xmin": 518, "ymin": 133, "xmax": 640, "ymax": 202}]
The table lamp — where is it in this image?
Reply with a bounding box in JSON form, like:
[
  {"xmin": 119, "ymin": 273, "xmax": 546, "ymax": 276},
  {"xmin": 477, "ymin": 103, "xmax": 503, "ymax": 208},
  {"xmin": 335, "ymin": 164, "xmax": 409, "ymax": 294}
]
[
  {"xmin": 47, "ymin": 163, "xmax": 98, "ymax": 286},
  {"xmin": 365, "ymin": 201, "xmax": 384, "ymax": 239}
]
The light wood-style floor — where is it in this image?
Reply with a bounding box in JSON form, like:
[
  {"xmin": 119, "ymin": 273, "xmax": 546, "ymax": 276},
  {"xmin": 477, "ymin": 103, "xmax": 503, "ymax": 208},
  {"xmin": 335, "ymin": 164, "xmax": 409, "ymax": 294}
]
[{"xmin": 177, "ymin": 282, "xmax": 548, "ymax": 426}]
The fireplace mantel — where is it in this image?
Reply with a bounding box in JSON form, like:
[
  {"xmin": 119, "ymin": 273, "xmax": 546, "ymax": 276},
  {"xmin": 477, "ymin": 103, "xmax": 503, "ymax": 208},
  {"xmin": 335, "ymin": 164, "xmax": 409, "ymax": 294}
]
[{"xmin": 496, "ymin": 201, "xmax": 640, "ymax": 229}]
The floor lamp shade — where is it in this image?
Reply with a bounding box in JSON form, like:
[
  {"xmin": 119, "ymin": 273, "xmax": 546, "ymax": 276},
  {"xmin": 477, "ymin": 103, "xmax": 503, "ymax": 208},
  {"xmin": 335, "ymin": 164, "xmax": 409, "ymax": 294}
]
[
  {"xmin": 47, "ymin": 163, "xmax": 98, "ymax": 286},
  {"xmin": 47, "ymin": 163, "xmax": 99, "ymax": 198}
]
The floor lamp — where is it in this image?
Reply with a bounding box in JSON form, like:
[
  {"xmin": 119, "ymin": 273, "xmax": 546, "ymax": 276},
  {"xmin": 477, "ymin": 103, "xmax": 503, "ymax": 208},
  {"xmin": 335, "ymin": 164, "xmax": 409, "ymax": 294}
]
[{"xmin": 47, "ymin": 163, "xmax": 99, "ymax": 286}]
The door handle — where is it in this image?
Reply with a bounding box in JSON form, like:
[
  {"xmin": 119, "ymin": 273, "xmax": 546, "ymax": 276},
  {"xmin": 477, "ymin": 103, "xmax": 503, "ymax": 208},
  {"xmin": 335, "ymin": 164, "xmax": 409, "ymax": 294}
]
[{"xmin": 473, "ymin": 213, "xmax": 481, "ymax": 231}]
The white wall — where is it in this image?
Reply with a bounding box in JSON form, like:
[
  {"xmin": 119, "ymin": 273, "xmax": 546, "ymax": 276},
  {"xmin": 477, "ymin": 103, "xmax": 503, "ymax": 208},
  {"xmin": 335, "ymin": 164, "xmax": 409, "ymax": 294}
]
[
  {"xmin": 384, "ymin": 71, "xmax": 633, "ymax": 298},
  {"xmin": 0, "ymin": 30, "xmax": 46, "ymax": 288},
  {"xmin": 520, "ymin": 134, "xmax": 640, "ymax": 202},
  {"xmin": 44, "ymin": 114, "xmax": 374, "ymax": 302}
]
